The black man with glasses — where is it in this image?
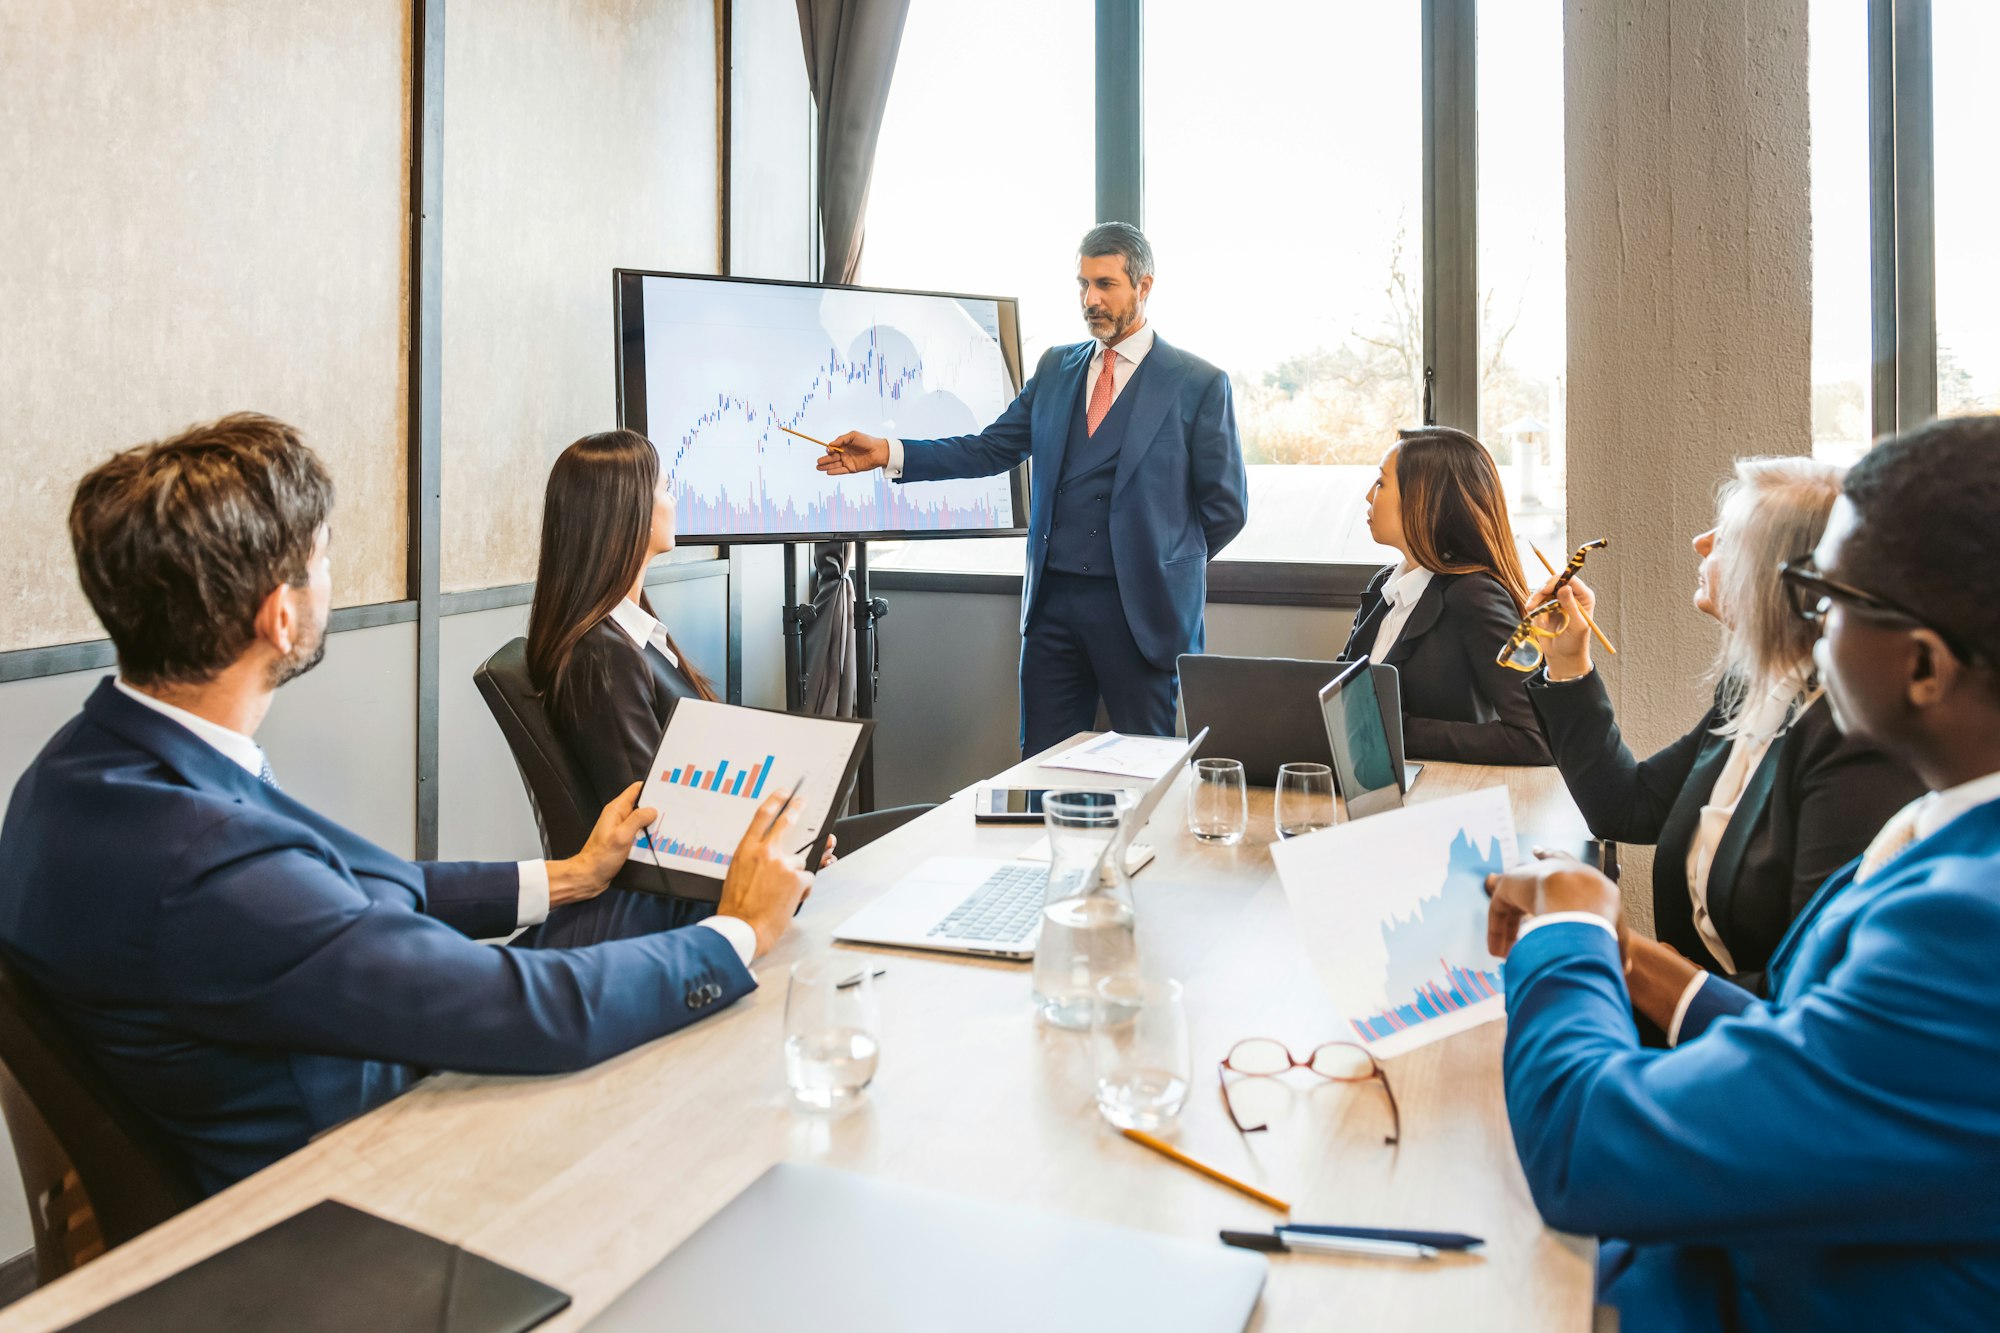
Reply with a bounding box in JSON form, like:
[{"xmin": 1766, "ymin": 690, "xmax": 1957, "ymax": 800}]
[
  {"xmin": 1488, "ymin": 415, "xmax": 2000, "ymax": 1333},
  {"xmin": 1520, "ymin": 460, "xmax": 1919, "ymax": 1034}
]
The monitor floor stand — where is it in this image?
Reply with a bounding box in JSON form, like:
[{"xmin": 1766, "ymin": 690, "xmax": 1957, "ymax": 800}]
[{"xmin": 782, "ymin": 539, "xmax": 885, "ymax": 812}]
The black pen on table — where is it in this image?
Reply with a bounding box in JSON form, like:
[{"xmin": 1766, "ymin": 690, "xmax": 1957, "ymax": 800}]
[{"xmin": 1221, "ymin": 1224, "xmax": 1484, "ymax": 1262}]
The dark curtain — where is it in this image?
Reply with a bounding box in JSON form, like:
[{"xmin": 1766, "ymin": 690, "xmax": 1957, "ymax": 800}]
[{"xmin": 794, "ymin": 0, "xmax": 910, "ymax": 716}]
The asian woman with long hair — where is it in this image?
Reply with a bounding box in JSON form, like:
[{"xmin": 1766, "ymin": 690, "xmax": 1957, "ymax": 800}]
[
  {"xmin": 1338, "ymin": 426, "xmax": 1553, "ymax": 765},
  {"xmin": 523, "ymin": 430, "xmax": 737, "ymax": 946}
]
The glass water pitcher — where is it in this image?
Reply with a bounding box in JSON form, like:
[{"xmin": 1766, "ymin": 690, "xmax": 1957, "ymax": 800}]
[{"xmin": 1031, "ymin": 789, "xmax": 1140, "ymax": 1030}]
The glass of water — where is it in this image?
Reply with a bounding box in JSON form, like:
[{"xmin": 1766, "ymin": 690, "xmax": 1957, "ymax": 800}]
[
  {"xmin": 1275, "ymin": 763, "xmax": 1336, "ymax": 839},
  {"xmin": 1091, "ymin": 975, "xmax": 1190, "ymax": 1131},
  {"xmin": 784, "ymin": 954, "xmax": 881, "ymax": 1110},
  {"xmin": 1187, "ymin": 758, "xmax": 1248, "ymax": 845}
]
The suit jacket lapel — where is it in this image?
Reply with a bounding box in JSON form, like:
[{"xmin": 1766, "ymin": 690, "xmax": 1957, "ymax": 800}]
[
  {"xmin": 1112, "ymin": 338, "xmax": 1191, "ymax": 499},
  {"xmin": 1382, "ymin": 576, "xmax": 1448, "ymax": 667},
  {"xmin": 83, "ymin": 680, "xmax": 270, "ymax": 805},
  {"xmin": 1035, "ymin": 344, "xmax": 1094, "ymax": 499}
]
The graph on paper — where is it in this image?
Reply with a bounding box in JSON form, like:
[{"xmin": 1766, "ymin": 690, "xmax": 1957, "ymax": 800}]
[
  {"xmin": 617, "ymin": 272, "xmax": 1026, "ymax": 541},
  {"xmin": 1270, "ymin": 788, "xmax": 1520, "ymax": 1058},
  {"xmin": 632, "ymin": 699, "xmax": 870, "ymax": 880}
]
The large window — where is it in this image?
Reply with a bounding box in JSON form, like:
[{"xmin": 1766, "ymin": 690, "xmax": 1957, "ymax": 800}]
[
  {"xmin": 1932, "ymin": 1, "xmax": 2000, "ymax": 419},
  {"xmin": 1145, "ymin": 0, "xmax": 1418, "ymax": 566},
  {"xmin": 859, "ymin": 0, "xmax": 1089, "ymax": 574},
  {"xmin": 1809, "ymin": 0, "xmax": 1873, "ymax": 463},
  {"xmin": 1477, "ymin": 0, "xmax": 1568, "ymax": 559}
]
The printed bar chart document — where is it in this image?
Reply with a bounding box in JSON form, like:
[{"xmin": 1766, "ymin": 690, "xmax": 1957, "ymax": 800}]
[
  {"xmin": 1270, "ymin": 788, "xmax": 1521, "ymax": 1058},
  {"xmin": 633, "ymin": 700, "xmax": 871, "ymax": 883}
]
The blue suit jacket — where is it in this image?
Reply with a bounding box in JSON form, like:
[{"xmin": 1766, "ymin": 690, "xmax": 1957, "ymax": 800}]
[
  {"xmin": 1502, "ymin": 798, "xmax": 2000, "ymax": 1332},
  {"xmin": 898, "ymin": 336, "xmax": 1248, "ymax": 671},
  {"xmin": 0, "ymin": 681, "xmax": 754, "ymax": 1194}
]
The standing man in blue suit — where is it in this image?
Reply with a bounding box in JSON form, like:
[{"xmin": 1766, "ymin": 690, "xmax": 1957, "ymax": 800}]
[
  {"xmin": 818, "ymin": 223, "xmax": 1248, "ymax": 754},
  {"xmin": 1484, "ymin": 414, "xmax": 2000, "ymax": 1332},
  {"xmin": 0, "ymin": 414, "xmax": 814, "ymax": 1194}
]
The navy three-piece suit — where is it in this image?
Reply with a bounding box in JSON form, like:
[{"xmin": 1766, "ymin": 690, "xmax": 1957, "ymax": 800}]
[
  {"xmin": 898, "ymin": 334, "xmax": 1247, "ymax": 753},
  {"xmin": 1503, "ymin": 798, "xmax": 2000, "ymax": 1331},
  {"xmin": 0, "ymin": 681, "xmax": 753, "ymax": 1194}
]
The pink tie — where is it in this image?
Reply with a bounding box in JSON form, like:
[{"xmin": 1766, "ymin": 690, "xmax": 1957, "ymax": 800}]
[{"xmin": 1085, "ymin": 349, "xmax": 1119, "ymax": 436}]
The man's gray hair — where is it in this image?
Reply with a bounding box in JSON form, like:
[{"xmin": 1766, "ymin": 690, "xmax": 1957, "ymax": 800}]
[{"xmin": 1079, "ymin": 222, "xmax": 1154, "ymax": 286}]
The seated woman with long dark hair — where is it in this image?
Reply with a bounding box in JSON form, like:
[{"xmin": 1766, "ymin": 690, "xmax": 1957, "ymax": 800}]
[
  {"xmin": 525, "ymin": 429, "xmax": 759, "ymax": 945},
  {"xmin": 1338, "ymin": 426, "xmax": 1552, "ymax": 765}
]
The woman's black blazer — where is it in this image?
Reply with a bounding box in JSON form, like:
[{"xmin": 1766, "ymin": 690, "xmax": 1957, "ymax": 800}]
[
  {"xmin": 550, "ymin": 618, "xmax": 703, "ymax": 895},
  {"xmin": 1340, "ymin": 565, "xmax": 1552, "ymax": 766},
  {"xmin": 1528, "ymin": 669, "xmax": 1925, "ymax": 992}
]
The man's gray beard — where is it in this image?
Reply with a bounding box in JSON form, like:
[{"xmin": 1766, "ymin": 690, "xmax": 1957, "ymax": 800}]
[{"xmin": 268, "ymin": 625, "xmax": 327, "ymax": 689}]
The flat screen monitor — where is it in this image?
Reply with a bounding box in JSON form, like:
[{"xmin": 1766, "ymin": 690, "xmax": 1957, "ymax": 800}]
[
  {"xmin": 1318, "ymin": 658, "xmax": 1407, "ymax": 820},
  {"xmin": 614, "ymin": 270, "xmax": 1030, "ymax": 544}
]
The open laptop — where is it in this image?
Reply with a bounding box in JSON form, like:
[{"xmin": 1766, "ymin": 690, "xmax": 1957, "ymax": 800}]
[
  {"xmin": 1320, "ymin": 657, "xmax": 1409, "ymax": 819},
  {"xmin": 588, "ymin": 1163, "xmax": 1265, "ymax": 1331},
  {"xmin": 832, "ymin": 730, "xmax": 1204, "ymax": 960},
  {"xmin": 1179, "ymin": 653, "xmax": 1420, "ymax": 789}
]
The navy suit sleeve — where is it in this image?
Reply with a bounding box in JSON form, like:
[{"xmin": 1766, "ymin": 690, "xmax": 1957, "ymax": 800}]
[
  {"xmin": 897, "ymin": 355, "xmax": 1045, "ymax": 483},
  {"xmin": 1673, "ymin": 972, "xmax": 1758, "ymax": 1043},
  {"xmin": 1527, "ymin": 670, "xmax": 1710, "ymax": 843},
  {"xmin": 155, "ymin": 815, "xmax": 753, "ymax": 1074},
  {"xmin": 417, "ymin": 861, "xmax": 522, "ymax": 940},
  {"xmin": 1503, "ymin": 895, "xmax": 2000, "ymax": 1245},
  {"xmin": 1189, "ymin": 369, "xmax": 1247, "ymax": 555}
]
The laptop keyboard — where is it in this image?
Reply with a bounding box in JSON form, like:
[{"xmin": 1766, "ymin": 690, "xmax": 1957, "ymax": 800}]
[{"xmin": 928, "ymin": 863, "xmax": 1049, "ymax": 943}]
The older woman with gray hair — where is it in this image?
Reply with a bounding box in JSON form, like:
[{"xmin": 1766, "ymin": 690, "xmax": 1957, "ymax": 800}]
[{"xmin": 1526, "ymin": 456, "xmax": 1923, "ymax": 1042}]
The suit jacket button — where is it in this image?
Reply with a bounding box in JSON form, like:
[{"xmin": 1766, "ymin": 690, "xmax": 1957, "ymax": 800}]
[
  {"xmin": 685, "ymin": 988, "xmax": 702, "ymax": 1008},
  {"xmin": 708, "ymin": 983, "xmax": 723, "ymax": 1000}
]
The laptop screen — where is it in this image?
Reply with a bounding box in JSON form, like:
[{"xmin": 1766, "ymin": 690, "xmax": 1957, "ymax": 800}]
[{"xmin": 1319, "ymin": 659, "xmax": 1405, "ymax": 820}]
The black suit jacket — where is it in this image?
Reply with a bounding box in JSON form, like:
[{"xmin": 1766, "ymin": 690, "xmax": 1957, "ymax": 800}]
[
  {"xmin": 1340, "ymin": 565, "xmax": 1552, "ymax": 766},
  {"xmin": 550, "ymin": 618, "xmax": 703, "ymax": 896},
  {"xmin": 1528, "ymin": 669, "xmax": 1925, "ymax": 992}
]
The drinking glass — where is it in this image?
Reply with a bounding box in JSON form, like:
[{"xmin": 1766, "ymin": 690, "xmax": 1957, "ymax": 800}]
[
  {"xmin": 1091, "ymin": 975, "xmax": 1191, "ymax": 1131},
  {"xmin": 1187, "ymin": 758, "xmax": 1248, "ymax": 845},
  {"xmin": 784, "ymin": 954, "xmax": 881, "ymax": 1110},
  {"xmin": 1274, "ymin": 763, "xmax": 1336, "ymax": 839},
  {"xmin": 1031, "ymin": 790, "xmax": 1140, "ymax": 1030}
]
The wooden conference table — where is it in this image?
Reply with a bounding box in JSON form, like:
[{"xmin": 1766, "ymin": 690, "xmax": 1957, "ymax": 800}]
[{"xmin": 0, "ymin": 742, "xmax": 1597, "ymax": 1331}]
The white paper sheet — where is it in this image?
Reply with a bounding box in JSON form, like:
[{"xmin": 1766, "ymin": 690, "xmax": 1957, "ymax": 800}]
[{"xmin": 1041, "ymin": 732, "xmax": 1190, "ymax": 781}]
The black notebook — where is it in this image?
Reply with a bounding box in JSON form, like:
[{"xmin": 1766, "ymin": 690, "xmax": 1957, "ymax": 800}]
[{"xmin": 62, "ymin": 1199, "xmax": 570, "ymax": 1333}]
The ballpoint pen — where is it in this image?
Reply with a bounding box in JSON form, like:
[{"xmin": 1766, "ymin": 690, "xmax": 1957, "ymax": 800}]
[
  {"xmin": 1220, "ymin": 1230, "xmax": 1442, "ymax": 1261},
  {"xmin": 1280, "ymin": 1223, "xmax": 1484, "ymax": 1249}
]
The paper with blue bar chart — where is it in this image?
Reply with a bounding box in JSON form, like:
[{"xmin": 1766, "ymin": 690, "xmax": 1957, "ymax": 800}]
[
  {"xmin": 631, "ymin": 699, "xmax": 867, "ymax": 879},
  {"xmin": 1270, "ymin": 788, "xmax": 1520, "ymax": 1058}
]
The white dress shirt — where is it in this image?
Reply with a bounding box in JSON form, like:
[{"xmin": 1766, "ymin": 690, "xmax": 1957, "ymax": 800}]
[
  {"xmin": 116, "ymin": 679, "xmax": 759, "ymax": 963},
  {"xmin": 608, "ymin": 596, "xmax": 682, "ymax": 668},
  {"xmin": 1368, "ymin": 563, "xmax": 1436, "ymax": 664},
  {"xmin": 886, "ymin": 322, "xmax": 1159, "ymax": 478},
  {"xmin": 1682, "ymin": 664, "xmax": 1817, "ymax": 975}
]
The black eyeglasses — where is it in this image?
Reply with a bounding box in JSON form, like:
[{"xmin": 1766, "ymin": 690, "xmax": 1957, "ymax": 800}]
[{"xmin": 1779, "ymin": 558, "xmax": 1982, "ymax": 665}]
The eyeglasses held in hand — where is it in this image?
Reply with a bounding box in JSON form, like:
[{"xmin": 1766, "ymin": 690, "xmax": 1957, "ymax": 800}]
[
  {"xmin": 1497, "ymin": 538, "xmax": 1610, "ymax": 672},
  {"xmin": 1217, "ymin": 1038, "xmax": 1400, "ymax": 1145},
  {"xmin": 1779, "ymin": 558, "xmax": 1983, "ymax": 666}
]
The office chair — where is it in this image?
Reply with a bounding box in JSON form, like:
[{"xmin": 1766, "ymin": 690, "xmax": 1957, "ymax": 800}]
[
  {"xmin": 0, "ymin": 955, "xmax": 200, "ymax": 1284},
  {"xmin": 473, "ymin": 637, "xmax": 933, "ymax": 869}
]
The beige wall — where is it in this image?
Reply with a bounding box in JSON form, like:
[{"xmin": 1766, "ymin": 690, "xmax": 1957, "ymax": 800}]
[
  {"xmin": 440, "ymin": 0, "xmax": 722, "ymax": 593},
  {"xmin": 1566, "ymin": 0, "xmax": 1812, "ymax": 925},
  {"xmin": 0, "ymin": 0, "xmax": 413, "ymax": 651}
]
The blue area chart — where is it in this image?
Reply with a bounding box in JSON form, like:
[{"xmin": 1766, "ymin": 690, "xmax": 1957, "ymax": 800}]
[
  {"xmin": 639, "ymin": 275, "xmax": 1021, "ymax": 539},
  {"xmin": 1351, "ymin": 829, "xmax": 1508, "ymax": 1042}
]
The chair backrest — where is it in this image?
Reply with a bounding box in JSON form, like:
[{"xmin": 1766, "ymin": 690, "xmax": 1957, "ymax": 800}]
[
  {"xmin": 0, "ymin": 955, "xmax": 200, "ymax": 1282},
  {"xmin": 473, "ymin": 637, "xmax": 597, "ymax": 861},
  {"xmin": 830, "ymin": 804, "xmax": 936, "ymax": 856}
]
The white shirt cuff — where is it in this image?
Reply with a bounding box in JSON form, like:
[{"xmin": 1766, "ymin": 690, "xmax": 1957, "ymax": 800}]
[
  {"xmin": 697, "ymin": 915, "xmax": 757, "ymax": 967},
  {"xmin": 516, "ymin": 861, "xmax": 551, "ymax": 928},
  {"xmin": 886, "ymin": 438, "xmax": 905, "ymax": 479},
  {"xmin": 1666, "ymin": 971, "xmax": 1710, "ymax": 1047},
  {"xmin": 1514, "ymin": 911, "xmax": 1619, "ymax": 943}
]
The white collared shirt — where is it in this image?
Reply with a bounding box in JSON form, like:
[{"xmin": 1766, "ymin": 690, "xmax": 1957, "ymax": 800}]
[
  {"xmin": 1367, "ymin": 563, "xmax": 1436, "ymax": 664},
  {"xmin": 608, "ymin": 596, "xmax": 681, "ymax": 669},
  {"xmin": 887, "ymin": 323, "xmax": 1158, "ymax": 478}
]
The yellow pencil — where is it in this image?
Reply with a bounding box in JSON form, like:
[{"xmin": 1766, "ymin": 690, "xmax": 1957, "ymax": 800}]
[
  {"xmin": 779, "ymin": 425, "xmax": 837, "ymax": 452},
  {"xmin": 1530, "ymin": 543, "xmax": 1617, "ymax": 656},
  {"xmin": 1119, "ymin": 1128, "xmax": 1292, "ymax": 1213}
]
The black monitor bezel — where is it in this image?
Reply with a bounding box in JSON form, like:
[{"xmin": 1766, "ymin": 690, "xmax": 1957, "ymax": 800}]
[{"xmin": 613, "ymin": 268, "xmax": 1031, "ymax": 546}]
